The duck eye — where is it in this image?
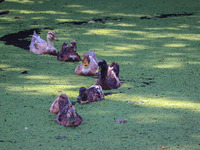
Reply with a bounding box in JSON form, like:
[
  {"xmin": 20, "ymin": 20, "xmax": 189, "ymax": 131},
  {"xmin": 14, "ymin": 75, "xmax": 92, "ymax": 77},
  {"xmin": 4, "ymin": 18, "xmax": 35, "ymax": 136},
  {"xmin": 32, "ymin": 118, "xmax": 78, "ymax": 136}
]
[{"xmin": 49, "ymin": 33, "xmax": 54, "ymax": 37}]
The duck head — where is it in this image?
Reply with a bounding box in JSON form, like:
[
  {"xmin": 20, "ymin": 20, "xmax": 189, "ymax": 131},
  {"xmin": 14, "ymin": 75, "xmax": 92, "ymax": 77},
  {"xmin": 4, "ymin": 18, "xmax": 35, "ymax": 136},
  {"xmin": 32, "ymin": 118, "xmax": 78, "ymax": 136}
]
[
  {"xmin": 49, "ymin": 93, "xmax": 69, "ymax": 114},
  {"xmin": 58, "ymin": 94, "xmax": 70, "ymax": 112},
  {"xmin": 70, "ymin": 40, "xmax": 77, "ymax": 52},
  {"xmin": 57, "ymin": 42, "xmax": 69, "ymax": 61},
  {"xmin": 47, "ymin": 31, "xmax": 58, "ymax": 41},
  {"xmin": 77, "ymin": 87, "xmax": 88, "ymax": 103},
  {"xmin": 96, "ymin": 60, "xmax": 108, "ymax": 80},
  {"xmin": 82, "ymin": 53, "xmax": 90, "ymax": 67}
]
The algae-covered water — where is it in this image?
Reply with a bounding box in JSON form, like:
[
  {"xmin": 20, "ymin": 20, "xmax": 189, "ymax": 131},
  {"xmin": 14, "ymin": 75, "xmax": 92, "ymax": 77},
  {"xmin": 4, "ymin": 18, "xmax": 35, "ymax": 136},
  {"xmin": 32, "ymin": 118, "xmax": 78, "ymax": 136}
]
[{"xmin": 0, "ymin": 0, "xmax": 200, "ymax": 149}]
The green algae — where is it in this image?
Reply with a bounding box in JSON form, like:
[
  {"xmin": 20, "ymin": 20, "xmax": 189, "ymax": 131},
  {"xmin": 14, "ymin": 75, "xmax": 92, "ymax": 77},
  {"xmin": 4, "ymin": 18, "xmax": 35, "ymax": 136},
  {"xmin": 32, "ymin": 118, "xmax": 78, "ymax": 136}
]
[{"xmin": 0, "ymin": 0, "xmax": 200, "ymax": 149}]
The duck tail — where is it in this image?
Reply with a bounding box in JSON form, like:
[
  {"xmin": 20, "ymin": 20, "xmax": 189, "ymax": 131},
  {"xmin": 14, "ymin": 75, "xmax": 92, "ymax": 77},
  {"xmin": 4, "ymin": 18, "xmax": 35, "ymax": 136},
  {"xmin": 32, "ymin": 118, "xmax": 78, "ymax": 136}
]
[
  {"xmin": 110, "ymin": 62, "xmax": 120, "ymax": 77},
  {"xmin": 33, "ymin": 30, "xmax": 38, "ymax": 38},
  {"xmin": 88, "ymin": 50, "xmax": 97, "ymax": 62},
  {"xmin": 29, "ymin": 30, "xmax": 38, "ymax": 48},
  {"xmin": 62, "ymin": 42, "xmax": 69, "ymax": 49}
]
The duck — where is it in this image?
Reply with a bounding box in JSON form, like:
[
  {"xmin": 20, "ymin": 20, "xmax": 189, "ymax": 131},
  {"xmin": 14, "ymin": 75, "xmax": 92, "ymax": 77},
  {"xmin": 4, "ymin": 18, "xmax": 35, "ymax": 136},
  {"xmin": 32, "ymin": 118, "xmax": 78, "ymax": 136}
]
[
  {"xmin": 77, "ymin": 85, "xmax": 104, "ymax": 103},
  {"xmin": 57, "ymin": 41, "xmax": 81, "ymax": 61},
  {"xmin": 49, "ymin": 93, "xmax": 82, "ymax": 127},
  {"xmin": 95, "ymin": 60, "xmax": 120, "ymax": 90},
  {"xmin": 29, "ymin": 30, "xmax": 58, "ymax": 55},
  {"xmin": 75, "ymin": 51, "xmax": 98, "ymax": 76}
]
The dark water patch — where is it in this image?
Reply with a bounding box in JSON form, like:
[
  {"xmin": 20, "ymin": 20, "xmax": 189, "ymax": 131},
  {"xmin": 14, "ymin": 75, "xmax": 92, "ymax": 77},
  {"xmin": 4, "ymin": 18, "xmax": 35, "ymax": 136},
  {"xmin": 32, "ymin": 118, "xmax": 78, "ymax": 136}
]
[
  {"xmin": 0, "ymin": 140, "xmax": 16, "ymax": 143},
  {"xmin": 104, "ymin": 91, "xmax": 122, "ymax": 96},
  {"xmin": 120, "ymin": 78, "xmax": 136, "ymax": 83},
  {"xmin": 44, "ymin": 27, "xmax": 54, "ymax": 30},
  {"xmin": 55, "ymin": 136, "xmax": 67, "ymax": 140},
  {"xmin": 0, "ymin": 29, "xmax": 41, "ymax": 50},
  {"xmin": 140, "ymin": 77, "xmax": 155, "ymax": 87},
  {"xmin": 21, "ymin": 71, "xmax": 28, "ymax": 74},
  {"xmin": 145, "ymin": 78, "xmax": 154, "ymax": 80},
  {"xmin": 58, "ymin": 17, "xmax": 121, "ymax": 25},
  {"xmin": 141, "ymin": 13, "xmax": 193, "ymax": 19},
  {"xmin": 67, "ymin": 21, "xmax": 88, "ymax": 25},
  {"xmin": 0, "ymin": 0, "xmax": 5, "ymax": 3},
  {"xmin": 141, "ymin": 81, "xmax": 155, "ymax": 87},
  {"xmin": 0, "ymin": 10, "xmax": 9, "ymax": 15}
]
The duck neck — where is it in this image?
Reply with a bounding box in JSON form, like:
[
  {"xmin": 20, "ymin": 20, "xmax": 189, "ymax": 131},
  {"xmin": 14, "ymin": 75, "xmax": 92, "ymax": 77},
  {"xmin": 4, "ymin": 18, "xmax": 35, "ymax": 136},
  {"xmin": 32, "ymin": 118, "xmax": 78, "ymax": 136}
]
[
  {"xmin": 82, "ymin": 65, "xmax": 90, "ymax": 74},
  {"xmin": 83, "ymin": 65, "xmax": 90, "ymax": 69},
  {"xmin": 47, "ymin": 38, "xmax": 54, "ymax": 48},
  {"xmin": 82, "ymin": 94, "xmax": 88, "ymax": 101},
  {"xmin": 100, "ymin": 65, "xmax": 108, "ymax": 80}
]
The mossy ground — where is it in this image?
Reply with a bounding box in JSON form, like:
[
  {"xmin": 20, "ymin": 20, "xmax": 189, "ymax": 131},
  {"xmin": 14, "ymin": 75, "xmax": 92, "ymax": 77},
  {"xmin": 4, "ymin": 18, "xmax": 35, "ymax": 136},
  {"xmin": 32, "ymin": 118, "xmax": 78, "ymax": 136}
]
[{"xmin": 0, "ymin": 0, "xmax": 200, "ymax": 149}]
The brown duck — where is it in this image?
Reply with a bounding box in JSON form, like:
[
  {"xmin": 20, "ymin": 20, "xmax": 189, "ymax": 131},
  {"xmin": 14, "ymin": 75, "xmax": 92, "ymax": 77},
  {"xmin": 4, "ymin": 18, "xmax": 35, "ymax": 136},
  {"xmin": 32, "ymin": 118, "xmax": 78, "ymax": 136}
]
[
  {"xmin": 49, "ymin": 93, "xmax": 82, "ymax": 127},
  {"xmin": 57, "ymin": 41, "xmax": 81, "ymax": 61},
  {"xmin": 75, "ymin": 51, "xmax": 98, "ymax": 76},
  {"xmin": 95, "ymin": 60, "xmax": 120, "ymax": 90},
  {"xmin": 77, "ymin": 85, "xmax": 104, "ymax": 103}
]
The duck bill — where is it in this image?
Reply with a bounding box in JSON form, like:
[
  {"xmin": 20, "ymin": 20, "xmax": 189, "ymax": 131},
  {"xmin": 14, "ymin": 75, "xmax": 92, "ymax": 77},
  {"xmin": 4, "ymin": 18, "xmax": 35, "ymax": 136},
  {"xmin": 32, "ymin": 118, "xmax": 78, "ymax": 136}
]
[
  {"xmin": 77, "ymin": 95, "xmax": 82, "ymax": 101},
  {"xmin": 53, "ymin": 36, "xmax": 58, "ymax": 41},
  {"xmin": 95, "ymin": 67, "xmax": 101, "ymax": 74},
  {"xmin": 83, "ymin": 59, "xmax": 89, "ymax": 66}
]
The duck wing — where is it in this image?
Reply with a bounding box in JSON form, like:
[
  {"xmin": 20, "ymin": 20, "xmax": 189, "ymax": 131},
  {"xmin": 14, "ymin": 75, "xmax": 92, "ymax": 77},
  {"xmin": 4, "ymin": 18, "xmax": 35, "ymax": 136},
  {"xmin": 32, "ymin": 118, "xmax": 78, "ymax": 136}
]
[
  {"xmin": 66, "ymin": 51, "xmax": 81, "ymax": 61},
  {"xmin": 75, "ymin": 63, "xmax": 83, "ymax": 75},
  {"xmin": 109, "ymin": 62, "xmax": 120, "ymax": 77},
  {"xmin": 29, "ymin": 31, "xmax": 47, "ymax": 53},
  {"xmin": 29, "ymin": 31, "xmax": 46, "ymax": 47},
  {"xmin": 88, "ymin": 50, "xmax": 97, "ymax": 63},
  {"xmin": 87, "ymin": 85, "xmax": 104, "ymax": 102},
  {"xmin": 106, "ymin": 67, "xmax": 120, "ymax": 89},
  {"xmin": 56, "ymin": 104, "xmax": 82, "ymax": 127},
  {"xmin": 49, "ymin": 96, "xmax": 60, "ymax": 114},
  {"xmin": 89, "ymin": 55, "xmax": 98, "ymax": 74},
  {"xmin": 34, "ymin": 41, "xmax": 47, "ymax": 52}
]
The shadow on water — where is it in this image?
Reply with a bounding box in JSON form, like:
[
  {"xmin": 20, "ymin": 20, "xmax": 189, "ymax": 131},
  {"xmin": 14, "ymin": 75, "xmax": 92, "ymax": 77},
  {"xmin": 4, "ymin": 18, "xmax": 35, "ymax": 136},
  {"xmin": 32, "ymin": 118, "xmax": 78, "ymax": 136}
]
[
  {"xmin": 0, "ymin": 16, "xmax": 121, "ymax": 50},
  {"xmin": 140, "ymin": 12, "xmax": 193, "ymax": 19},
  {"xmin": 58, "ymin": 17, "xmax": 122, "ymax": 25},
  {"xmin": 104, "ymin": 92, "xmax": 123, "ymax": 96},
  {"xmin": 0, "ymin": 29, "xmax": 41, "ymax": 50}
]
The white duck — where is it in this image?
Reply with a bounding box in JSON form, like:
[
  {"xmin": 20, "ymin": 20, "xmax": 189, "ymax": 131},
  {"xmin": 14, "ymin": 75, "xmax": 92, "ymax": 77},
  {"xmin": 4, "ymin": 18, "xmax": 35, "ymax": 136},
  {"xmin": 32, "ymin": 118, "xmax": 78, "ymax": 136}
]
[{"xmin": 29, "ymin": 30, "xmax": 58, "ymax": 55}]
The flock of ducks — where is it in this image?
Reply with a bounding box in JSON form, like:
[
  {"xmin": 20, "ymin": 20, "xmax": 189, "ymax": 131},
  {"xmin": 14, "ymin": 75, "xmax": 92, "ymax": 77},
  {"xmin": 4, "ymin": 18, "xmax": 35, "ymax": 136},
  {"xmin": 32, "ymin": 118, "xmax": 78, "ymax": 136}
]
[{"xmin": 29, "ymin": 30, "xmax": 121, "ymax": 127}]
